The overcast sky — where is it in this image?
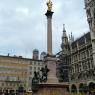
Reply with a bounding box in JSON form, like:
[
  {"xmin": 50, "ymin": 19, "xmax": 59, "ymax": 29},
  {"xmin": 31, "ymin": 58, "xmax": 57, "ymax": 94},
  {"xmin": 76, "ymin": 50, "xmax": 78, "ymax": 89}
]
[{"xmin": 0, "ymin": 0, "xmax": 89, "ymax": 58}]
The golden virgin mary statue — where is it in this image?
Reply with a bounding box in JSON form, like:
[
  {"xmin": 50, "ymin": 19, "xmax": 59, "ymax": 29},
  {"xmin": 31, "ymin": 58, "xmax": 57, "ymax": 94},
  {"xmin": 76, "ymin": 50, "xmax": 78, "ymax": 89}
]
[{"xmin": 47, "ymin": 0, "xmax": 52, "ymax": 11}]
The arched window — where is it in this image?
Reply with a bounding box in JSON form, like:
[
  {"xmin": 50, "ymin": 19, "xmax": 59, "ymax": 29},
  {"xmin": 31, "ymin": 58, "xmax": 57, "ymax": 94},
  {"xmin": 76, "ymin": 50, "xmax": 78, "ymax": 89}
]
[
  {"xmin": 88, "ymin": 82, "xmax": 95, "ymax": 94},
  {"xmin": 71, "ymin": 84, "xmax": 77, "ymax": 93},
  {"xmin": 79, "ymin": 83, "xmax": 88, "ymax": 93}
]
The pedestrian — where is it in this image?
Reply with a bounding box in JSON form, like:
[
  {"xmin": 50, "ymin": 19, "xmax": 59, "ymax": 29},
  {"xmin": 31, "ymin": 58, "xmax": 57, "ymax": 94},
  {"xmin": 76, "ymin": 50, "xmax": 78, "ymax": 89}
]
[{"xmin": 4, "ymin": 90, "xmax": 9, "ymax": 95}]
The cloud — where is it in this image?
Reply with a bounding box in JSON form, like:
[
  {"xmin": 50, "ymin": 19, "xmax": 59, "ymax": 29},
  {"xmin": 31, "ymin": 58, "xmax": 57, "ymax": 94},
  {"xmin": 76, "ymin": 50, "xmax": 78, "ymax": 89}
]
[{"xmin": 0, "ymin": 0, "xmax": 89, "ymax": 58}]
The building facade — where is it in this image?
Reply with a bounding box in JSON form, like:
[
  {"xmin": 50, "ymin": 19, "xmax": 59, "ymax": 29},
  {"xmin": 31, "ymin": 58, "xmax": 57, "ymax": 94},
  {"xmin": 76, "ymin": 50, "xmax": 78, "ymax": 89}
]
[
  {"xmin": 0, "ymin": 55, "xmax": 30, "ymax": 92},
  {"xmin": 56, "ymin": 0, "xmax": 95, "ymax": 93},
  {"xmin": 85, "ymin": 0, "xmax": 95, "ymax": 66},
  {"xmin": 28, "ymin": 59, "xmax": 43, "ymax": 90},
  {"xmin": 69, "ymin": 32, "xmax": 95, "ymax": 93},
  {"xmin": 0, "ymin": 51, "xmax": 43, "ymax": 92},
  {"xmin": 58, "ymin": 28, "xmax": 95, "ymax": 93},
  {"xmin": 57, "ymin": 27, "xmax": 95, "ymax": 93}
]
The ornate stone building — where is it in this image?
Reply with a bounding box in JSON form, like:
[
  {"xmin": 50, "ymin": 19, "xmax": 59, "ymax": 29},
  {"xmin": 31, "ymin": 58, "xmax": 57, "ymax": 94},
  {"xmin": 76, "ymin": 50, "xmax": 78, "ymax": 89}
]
[
  {"xmin": 57, "ymin": 0, "xmax": 95, "ymax": 93},
  {"xmin": 69, "ymin": 32, "xmax": 95, "ymax": 93},
  {"xmin": 56, "ymin": 25, "xmax": 70, "ymax": 82},
  {"xmin": 58, "ymin": 27, "xmax": 95, "ymax": 93},
  {"xmin": 84, "ymin": 0, "xmax": 95, "ymax": 66}
]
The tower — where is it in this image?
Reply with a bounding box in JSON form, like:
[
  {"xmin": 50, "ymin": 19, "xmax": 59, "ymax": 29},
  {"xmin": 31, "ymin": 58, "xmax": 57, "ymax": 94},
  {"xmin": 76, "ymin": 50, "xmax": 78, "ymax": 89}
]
[
  {"xmin": 56, "ymin": 25, "xmax": 70, "ymax": 82},
  {"xmin": 33, "ymin": 49, "xmax": 39, "ymax": 60},
  {"xmin": 84, "ymin": 0, "xmax": 95, "ymax": 65},
  {"xmin": 61, "ymin": 24, "xmax": 69, "ymax": 54},
  {"xmin": 40, "ymin": 52, "xmax": 47, "ymax": 60},
  {"xmin": 45, "ymin": 0, "xmax": 54, "ymax": 56}
]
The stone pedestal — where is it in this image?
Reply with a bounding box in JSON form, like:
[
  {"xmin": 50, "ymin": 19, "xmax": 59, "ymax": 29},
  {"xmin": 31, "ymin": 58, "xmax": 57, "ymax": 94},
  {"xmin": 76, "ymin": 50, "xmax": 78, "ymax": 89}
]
[
  {"xmin": 32, "ymin": 56, "xmax": 69, "ymax": 95},
  {"xmin": 33, "ymin": 84, "xmax": 69, "ymax": 95},
  {"xmin": 44, "ymin": 56, "xmax": 58, "ymax": 84}
]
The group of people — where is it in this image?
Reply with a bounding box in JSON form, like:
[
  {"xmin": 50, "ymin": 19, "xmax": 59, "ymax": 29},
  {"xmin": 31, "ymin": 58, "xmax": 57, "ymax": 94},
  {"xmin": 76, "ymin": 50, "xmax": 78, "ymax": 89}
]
[
  {"xmin": 0, "ymin": 92, "xmax": 15, "ymax": 95},
  {"xmin": 0, "ymin": 90, "xmax": 24, "ymax": 95}
]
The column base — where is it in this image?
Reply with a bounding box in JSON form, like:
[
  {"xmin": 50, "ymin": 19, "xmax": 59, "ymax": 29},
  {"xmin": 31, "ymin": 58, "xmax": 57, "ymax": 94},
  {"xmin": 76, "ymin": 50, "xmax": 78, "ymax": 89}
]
[
  {"xmin": 33, "ymin": 84, "xmax": 69, "ymax": 95},
  {"xmin": 44, "ymin": 54, "xmax": 58, "ymax": 84}
]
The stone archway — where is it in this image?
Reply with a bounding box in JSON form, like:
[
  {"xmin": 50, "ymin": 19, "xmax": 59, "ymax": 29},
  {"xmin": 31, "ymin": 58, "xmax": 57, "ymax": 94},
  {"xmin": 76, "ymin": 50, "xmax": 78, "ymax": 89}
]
[
  {"xmin": 71, "ymin": 84, "xmax": 77, "ymax": 93},
  {"xmin": 79, "ymin": 83, "xmax": 88, "ymax": 93},
  {"xmin": 88, "ymin": 82, "xmax": 95, "ymax": 94}
]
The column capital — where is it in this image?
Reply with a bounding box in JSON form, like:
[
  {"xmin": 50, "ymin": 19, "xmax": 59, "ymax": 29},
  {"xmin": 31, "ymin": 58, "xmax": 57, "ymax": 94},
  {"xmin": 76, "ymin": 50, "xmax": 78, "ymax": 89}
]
[{"xmin": 45, "ymin": 10, "xmax": 54, "ymax": 18}]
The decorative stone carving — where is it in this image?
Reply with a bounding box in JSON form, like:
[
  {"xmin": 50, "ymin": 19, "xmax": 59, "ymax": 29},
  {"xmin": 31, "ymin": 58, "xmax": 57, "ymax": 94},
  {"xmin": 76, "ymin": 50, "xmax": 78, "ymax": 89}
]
[
  {"xmin": 40, "ymin": 65, "xmax": 49, "ymax": 82},
  {"xmin": 32, "ymin": 71, "xmax": 40, "ymax": 92}
]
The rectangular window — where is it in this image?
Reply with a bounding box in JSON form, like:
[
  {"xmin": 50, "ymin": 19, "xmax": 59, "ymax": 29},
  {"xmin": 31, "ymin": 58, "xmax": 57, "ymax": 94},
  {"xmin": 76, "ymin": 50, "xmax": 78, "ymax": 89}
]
[
  {"xmin": 29, "ymin": 77, "xmax": 31, "ymax": 80},
  {"xmin": 2, "ymin": 83, "xmax": 5, "ymax": 86},
  {"xmin": 34, "ymin": 61, "xmax": 37, "ymax": 65},
  {"xmin": 30, "ymin": 66, "xmax": 32, "ymax": 70},
  {"xmin": 30, "ymin": 72, "xmax": 32, "ymax": 75},
  {"xmin": 34, "ymin": 67, "xmax": 36, "ymax": 71},
  {"xmin": 38, "ymin": 67, "xmax": 40, "ymax": 71}
]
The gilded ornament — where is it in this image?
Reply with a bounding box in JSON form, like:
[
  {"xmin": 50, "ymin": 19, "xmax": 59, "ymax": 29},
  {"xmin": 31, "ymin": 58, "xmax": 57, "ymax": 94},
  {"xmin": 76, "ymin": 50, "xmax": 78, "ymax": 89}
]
[{"xmin": 47, "ymin": 0, "xmax": 52, "ymax": 11}]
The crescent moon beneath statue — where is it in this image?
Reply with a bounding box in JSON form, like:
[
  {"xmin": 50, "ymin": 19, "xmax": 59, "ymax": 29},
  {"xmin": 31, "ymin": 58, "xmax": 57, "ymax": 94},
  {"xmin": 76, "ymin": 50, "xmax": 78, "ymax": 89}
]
[{"xmin": 47, "ymin": 0, "xmax": 53, "ymax": 11}]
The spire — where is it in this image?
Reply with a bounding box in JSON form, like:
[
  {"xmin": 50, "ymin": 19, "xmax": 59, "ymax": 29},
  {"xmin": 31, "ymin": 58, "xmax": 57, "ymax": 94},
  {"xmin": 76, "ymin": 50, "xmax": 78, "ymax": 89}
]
[
  {"xmin": 61, "ymin": 24, "xmax": 69, "ymax": 52},
  {"xmin": 70, "ymin": 32, "xmax": 74, "ymax": 42},
  {"xmin": 68, "ymin": 32, "xmax": 74, "ymax": 45},
  {"xmin": 63, "ymin": 24, "xmax": 66, "ymax": 32},
  {"xmin": 62, "ymin": 24, "xmax": 67, "ymax": 38},
  {"xmin": 71, "ymin": 32, "xmax": 72, "ymax": 38}
]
